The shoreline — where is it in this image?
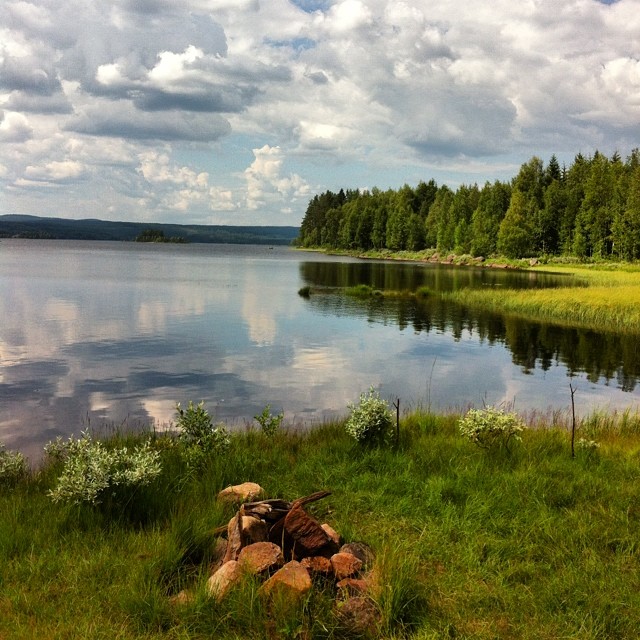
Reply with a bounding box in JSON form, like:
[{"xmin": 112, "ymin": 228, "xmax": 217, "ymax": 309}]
[
  {"xmin": 298, "ymin": 246, "xmax": 530, "ymax": 269},
  {"xmin": 297, "ymin": 245, "xmax": 640, "ymax": 273},
  {"xmin": 297, "ymin": 247, "xmax": 640, "ymax": 334}
]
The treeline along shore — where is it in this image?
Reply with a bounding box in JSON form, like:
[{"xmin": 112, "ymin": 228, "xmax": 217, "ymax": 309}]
[{"xmin": 297, "ymin": 150, "xmax": 640, "ymax": 261}]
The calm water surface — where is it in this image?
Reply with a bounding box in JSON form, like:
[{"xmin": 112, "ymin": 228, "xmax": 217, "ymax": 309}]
[{"xmin": 2, "ymin": 239, "xmax": 639, "ymax": 459}]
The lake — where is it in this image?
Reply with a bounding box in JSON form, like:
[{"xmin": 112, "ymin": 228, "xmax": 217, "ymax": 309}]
[{"xmin": 2, "ymin": 239, "xmax": 639, "ymax": 460}]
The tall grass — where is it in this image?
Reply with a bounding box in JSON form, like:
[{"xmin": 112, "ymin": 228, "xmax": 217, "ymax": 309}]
[
  {"xmin": 3, "ymin": 411, "xmax": 640, "ymax": 638},
  {"xmin": 445, "ymin": 283, "xmax": 640, "ymax": 333},
  {"xmin": 444, "ymin": 265, "xmax": 640, "ymax": 333}
]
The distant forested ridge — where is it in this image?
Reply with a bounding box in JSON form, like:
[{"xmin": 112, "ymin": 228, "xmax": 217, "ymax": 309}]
[
  {"xmin": 0, "ymin": 215, "xmax": 299, "ymax": 245},
  {"xmin": 298, "ymin": 150, "xmax": 640, "ymax": 260},
  {"xmin": 135, "ymin": 228, "xmax": 187, "ymax": 243}
]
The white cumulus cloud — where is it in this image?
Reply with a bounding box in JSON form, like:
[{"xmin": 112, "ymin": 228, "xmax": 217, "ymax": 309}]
[
  {"xmin": 0, "ymin": 0, "xmax": 639, "ymax": 224},
  {"xmin": 244, "ymin": 145, "xmax": 310, "ymax": 210}
]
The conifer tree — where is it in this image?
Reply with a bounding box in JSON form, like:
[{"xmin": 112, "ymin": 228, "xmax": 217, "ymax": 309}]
[{"xmin": 611, "ymin": 166, "xmax": 640, "ymax": 260}]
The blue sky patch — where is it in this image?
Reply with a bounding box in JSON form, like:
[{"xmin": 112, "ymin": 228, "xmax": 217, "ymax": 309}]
[{"xmin": 289, "ymin": 0, "xmax": 332, "ymax": 13}]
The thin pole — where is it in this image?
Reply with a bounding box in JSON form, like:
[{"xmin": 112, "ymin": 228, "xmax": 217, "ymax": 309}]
[
  {"xmin": 393, "ymin": 398, "xmax": 400, "ymax": 448},
  {"xmin": 570, "ymin": 382, "xmax": 576, "ymax": 459}
]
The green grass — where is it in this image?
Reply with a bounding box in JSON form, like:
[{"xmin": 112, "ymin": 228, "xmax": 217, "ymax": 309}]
[
  {"xmin": 344, "ymin": 283, "xmax": 383, "ymax": 298},
  {"xmin": 301, "ymin": 248, "xmax": 640, "ymax": 333},
  {"xmin": 444, "ymin": 265, "xmax": 640, "ymax": 333},
  {"xmin": 3, "ymin": 412, "xmax": 640, "ymax": 638}
]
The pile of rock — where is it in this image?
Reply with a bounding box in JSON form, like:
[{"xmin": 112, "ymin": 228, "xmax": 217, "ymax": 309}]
[{"xmin": 207, "ymin": 482, "xmax": 380, "ymax": 633}]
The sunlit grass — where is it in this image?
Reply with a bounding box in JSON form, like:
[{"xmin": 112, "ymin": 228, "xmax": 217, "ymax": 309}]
[
  {"xmin": 4, "ymin": 410, "xmax": 640, "ymax": 638},
  {"xmin": 444, "ymin": 265, "xmax": 640, "ymax": 333},
  {"xmin": 303, "ymin": 249, "xmax": 640, "ymax": 333},
  {"xmin": 539, "ymin": 262, "xmax": 640, "ymax": 284}
]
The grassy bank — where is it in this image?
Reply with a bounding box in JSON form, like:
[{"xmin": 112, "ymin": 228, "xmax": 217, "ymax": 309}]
[
  {"xmin": 305, "ymin": 247, "xmax": 530, "ymax": 269},
  {"xmin": 444, "ymin": 264, "xmax": 640, "ymax": 334},
  {"xmin": 301, "ymin": 248, "xmax": 640, "ymax": 334},
  {"xmin": 3, "ymin": 409, "xmax": 640, "ymax": 639}
]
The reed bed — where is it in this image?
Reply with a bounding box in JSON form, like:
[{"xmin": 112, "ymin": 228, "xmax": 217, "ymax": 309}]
[{"xmin": 444, "ymin": 265, "xmax": 640, "ymax": 333}]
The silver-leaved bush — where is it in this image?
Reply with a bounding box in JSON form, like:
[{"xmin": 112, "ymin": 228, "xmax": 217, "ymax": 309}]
[
  {"xmin": 345, "ymin": 387, "xmax": 394, "ymax": 446},
  {"xmin": 46, "ymin": 432, "xmax": 161, "ymax": 505},
  {"xmin": 458, "ymin": 407, "xmax": 526, "ymax": 451}
]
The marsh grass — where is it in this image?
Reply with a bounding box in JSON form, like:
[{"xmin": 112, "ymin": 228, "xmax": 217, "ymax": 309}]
[
  {"xmin": 344, "ymin": 283, "xmax": 383, "ymax": 298},
  {"xmin": 444, "ymin": 265, "xmax": 640, "ymax": 334},
  {"xmin": 3, "ymin": 410, "xmax": 640, "ymax": 638},
  {"xmin": 445, "ymin": 285, "xmax": 640, "ymax": 333},
  {"xmin": 312, "ymin": 250, "xmax": 640, "ymax": 334}
]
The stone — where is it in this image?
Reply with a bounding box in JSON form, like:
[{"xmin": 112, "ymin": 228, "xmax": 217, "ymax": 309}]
[
  {"xmin": 336, "ymin": 577, "xmax": 370, "ymax": 594},
  {"xmin": 242, "ymin": 515, "xmax": 268, "ymax": 544},
  {"xmin": 223, "ymin": 514, "xmax": 243, "ymax": 563},
  {"xmin": 223, "ymin": 514, "xmax": 270, "ymax": 563},
  {"xmin": 238, "ymin": 542, "xmax": 284, "ymax": 575},
  {"xmin": 320, "ymin": 523, "xmax": 342, "ymax": 546},
  {"xmin": 299, "ymin": 555, "xmax": 333, "ymax": 576},
  {"xmin": 260, "ymin": 561, "xmax": 312, "ymax": 601},
  {"xmin": 284, "ymin": 505, "xmax": 334, "ymax": 557},
  {"xmin": 206, "ymin": 560, "xmax": 242, "ymax": 601},
  {"xmin": 339, "ymin": 542, "xmax": 375, "ymax": 571},
  {"xmin": 331, "ymin": 552, "xmax": 363, "ymax": 580},
  {"xmin": 217, "ymin": 482, "xmax": 264, "ymax": 504},
  {"xmin": 336, "ymin": 596, "xmax": 381, "ymax": 637}
]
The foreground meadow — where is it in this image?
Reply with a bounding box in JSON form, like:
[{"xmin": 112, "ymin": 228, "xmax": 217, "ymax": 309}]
[{"xmin": 2, "ymin": 408, "xmax": 640, "ymax": 639}]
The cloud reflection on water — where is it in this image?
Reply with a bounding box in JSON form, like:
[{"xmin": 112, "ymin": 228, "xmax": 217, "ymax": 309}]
[{"xmin": 1, "ymin": 240, "xmax": 639, "ymax": 462}]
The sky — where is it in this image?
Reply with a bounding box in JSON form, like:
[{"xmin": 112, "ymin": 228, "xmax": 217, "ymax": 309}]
[{"xmin": 0, "ymin": 0, "xmax": 638, "ymax": 227}]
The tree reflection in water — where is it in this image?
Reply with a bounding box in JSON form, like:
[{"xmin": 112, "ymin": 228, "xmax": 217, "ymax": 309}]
[{"xmin": 300, "ymin": 261, "xmax": 639, "ymax": 392}]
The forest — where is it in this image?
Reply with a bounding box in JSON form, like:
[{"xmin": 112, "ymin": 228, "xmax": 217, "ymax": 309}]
[
  {"xmin": 0, "ymin": 215, "xmax": 299, "ymax": 245},
  {"xmin": 297, "ymin": 150, "xmax": 640, "ymax": 260}
]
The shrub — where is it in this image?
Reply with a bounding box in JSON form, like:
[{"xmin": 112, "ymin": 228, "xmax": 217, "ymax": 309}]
[
  {"xmin": 458, "ymin": 406, "xmax": 526, "ymax": 451},
  {"xmin": 345, "ymin": 284, "xmax": 382, "ymax": 298},
  {"xmin": 46, "ymin": 432, "xmax": 161, "ymax": 505},
  {"xmin": 345, "ymin": 387, "xmax": 394, "ymax": 446},
  {"xmin": 0, "ymin": 443, "xmax": 28, "ymax": 487},
  {"xmin": 575, "ymin": 437, "xmax": 600, "ymax": 462},
  {"xmin": 254, "ymin": 404, "xmax": 284, "ymax": 437},
  {"xmin": 175, "ymin": 401, "xmax": 230, "ymax": 470},
  {"xmin": 576, "ymin": 437, "xmax": 600, "ymax": 451}
]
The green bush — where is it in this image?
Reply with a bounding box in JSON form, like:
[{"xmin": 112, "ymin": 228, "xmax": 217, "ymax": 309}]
[
  {"xmin": 175, "ymin": 401, "xmax": 230, "ymax": 470},
  {"xmin": 0, "ymin": 443, "xmax": 27, "ymax": 487},
  {"xmin": 46, "ymin": 432, "xmax": 161, "ymax": 505},
  {"xmin": 254, "ymin": 404, "xmax": 284, "ymax": 437},
  {"xmin": 458, "ymin": 406, "xmax": 526, "ymax": 451},
  {"xmin": 345, "ymin": 284, "xmax": 382, "ymax": 298},
  {"xmin": 345, "ymin": 387, "xmax": 394, "ymax": 446}
]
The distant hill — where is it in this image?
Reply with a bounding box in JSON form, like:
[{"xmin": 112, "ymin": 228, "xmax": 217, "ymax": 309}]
[{"xmin": 0, "ymin": 215, "xmax": 300, "ymax": 245}]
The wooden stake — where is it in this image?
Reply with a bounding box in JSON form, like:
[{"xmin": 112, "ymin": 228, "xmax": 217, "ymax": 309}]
[{"xmin": 570, "ymin": 382, "xmax": 577, "ymax": 459}]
